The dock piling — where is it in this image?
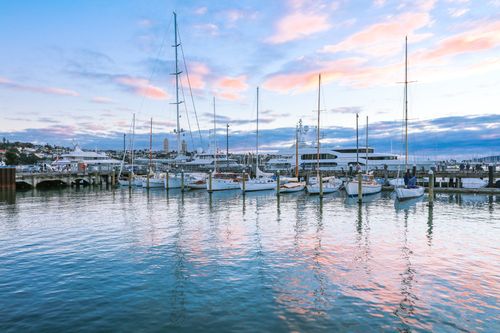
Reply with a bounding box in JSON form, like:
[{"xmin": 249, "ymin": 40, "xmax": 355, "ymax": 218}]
[
  {"xmin": 428, "ymin": 170, "xmax": 434, "ymax": 206},
  {"xmin": 276, "ymin": 173, "xmax": 280, "ymax": 196},
  {"xmin": 357, "ymin": 172, "xmax": 363, "ymax": 204},
  {"xmin": 319, "ymin": 174, "xmax": 323, "ymax": 198},
  {"xmin": 208, "ymin": 172, "xmax": 212, "ymax": 193},
  {"xmin": 488, "ymin": 164, "xmax": 494, "ymax": 188},
  {"xmin": 181, "ymin": 171, "xmax": 185, "ymax": 192},
  {"xmin": 242, "ymin": 172, "xmax": 246, "ymax": 194}
]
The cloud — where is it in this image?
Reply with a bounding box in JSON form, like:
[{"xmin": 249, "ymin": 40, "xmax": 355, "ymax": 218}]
[
  {"xmin": 214, "ymin": 75, "xmax": 249, "ymax": 100},
  {"xmin": 320, "ymin": 12, "xmax": 433, "ymax": 57},
  {"xmin": 448, "ymin": 8, "xmax": 469, "ymax": 17},
  {"xmin": 3, "ymin": 114, "xmax": 497, "ymax": 158},
  {"xmin": 194, "ymin": 23, "xmax": 219, "ymax": 36},
  {"xmin": 330, "ymin": 106, "xmax": 363, "ymax": 114},
  {"xmin": 416, "ymin": 20, "xmax": 500, "ymax": 61},
  {"xmin": 114, "ymin": 76, "xmax": 168, "ymax": 100},
  {"xmin": 137, "ymin": 19, "xmax": 153, "ymax": 28},
  {"xmin": 267, "ymin": 12, "xmax": 332, "ymax": 44},
  {"xmin": 0, "ymin": 77, "xmax": 79, "ymax": 97},
  {"xmin": 194, "ymin": 6, "xmax": 208, "ymax": 15},
  {"xmin": 90, "ymin": 96, "xmax": 114, "ymax": 104}
]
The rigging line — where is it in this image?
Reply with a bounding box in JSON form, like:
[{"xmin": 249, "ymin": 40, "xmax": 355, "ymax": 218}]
[
  {"xmin": 177, "ymin": 26, "xmax": 203, "ymax": 148},
  {"xmin": 135, "ymin": 17, "xmax": 173, "ymax": 118},
  {"xmin": 179, "ymin": 76, "xmax": 195, "ymax": 151}
]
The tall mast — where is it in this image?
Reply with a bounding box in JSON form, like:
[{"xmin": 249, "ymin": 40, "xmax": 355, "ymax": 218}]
[
  {"xmin": 404, "ymin": 35, "xmax": 408, "ymax": 171},
  {"xmin": 365, "ymin": 116, "xmax": 369, "ymax": 172},
  {"xmin": 295, "ymin": 123, "xmax": 299, "ymax": 178},
  {"xmin": 131, "ymin": 113, "xmax": 135, "ymax": 175},
  {"xmin": 213, "ymin": 96, "xmax": 217, "ymax": 173},
  {"xmin": 356, "ymin": 113, "xmax": 359, "ymax": 169},
  {"xmin": 172, "ymin": 12, "xmax": 182, "ymax": 155},
  {"xmin": 316, "ymin": 74, "xmax": 321, "ymax": 179},
  {"xmin": 149, "ymin": 117, "xmax": 153, "ymax": 173},
  {"xmin": 256, "ymin": 86, "xmax": 259, "ymax": 170},
  {"xmin": 226, "ymin": 123, "xmax": 229, "ymax": 163}
]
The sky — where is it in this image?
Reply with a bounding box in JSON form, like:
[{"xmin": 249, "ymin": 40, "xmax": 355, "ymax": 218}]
[{"xmin": 0, "ymin": 0, "xmax": 499, "ymax": 159}]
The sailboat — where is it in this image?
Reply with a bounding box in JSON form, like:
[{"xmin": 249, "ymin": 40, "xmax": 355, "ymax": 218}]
[
  {"xmin": 142, "ymin": 118, "xmax": 166, "ymax": 188},
  {"xmin": 279, "ymin": 122, "xmax": 305, "ymax": 193},
  {"xmin": 395, "ymin": 37, "xmax": 424, "ymax": 201},
  {"xmin": 345, "ymin": 115, "xmax": 382, "ymax": 196},
  {"xmin": 118, "ymin": 114, "xmax": 143, "ymax": 186},
  {"xmin": 240, "ymin": 87, "xmax": 277, "ymax": 192},
  {"xmin": 306, "ymin": 74, "xmax": 342, "ymax": 195},
  {"xmin": 205, "ymin": 97, "xmax": 242, "ymax": 191},
  {"xmin": 163, "ymin": 12, "xmax": 186, "ymax": 190}
]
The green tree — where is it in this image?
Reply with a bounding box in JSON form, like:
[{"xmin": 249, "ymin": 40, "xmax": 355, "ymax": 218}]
[{"xmin": 5, "ymin": 148, "xmax": 19, "ymax": 165}]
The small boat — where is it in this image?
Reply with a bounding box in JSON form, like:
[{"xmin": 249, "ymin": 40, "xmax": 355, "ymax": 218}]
[
  {"xmin": 394, "ymin": 37, "xmax": 424, "ymax": 201},
  {"xmin": 209, "ymin": 172, "xmax": 241, "ymax": 191},
  {"xmin": 306, "ymin": 176, "xmax": 342, "ymax": 194},
  {"xmin": 186, "ymin": 173, "xmax": 207, "ymax": 189},
  {"xmin": 240, "ymin": 87, "xmax": 277, "ymax": 193},
  {"xmin": 279, "ymin": 181, "xmax": 305, "ymax": 193},
  {"xmin": 345, "ymin": 174, "xmax": 382, "ymax": 196},
  {"xmin": 389, "ymin": 178, "xmax": 405, "ymax": 186},
  {"xmin": 165, "ymin": 173, "xmax": 183, "ymax": 189},
  {"xmin": 395, "ymin": 186, "xmax": 425, "ymax": 200},
  {"xmin": 462, "ymin": 178, "xmax": 488, "ymax": 189},
  {"xmin": 142, "ymin": 173, "xmax": 165, "ymax": 188}
]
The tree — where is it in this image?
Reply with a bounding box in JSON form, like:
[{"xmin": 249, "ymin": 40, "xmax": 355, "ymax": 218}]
[{"xmin": 5, "ymin": 148, "xmax": 19, "ymax": 165}]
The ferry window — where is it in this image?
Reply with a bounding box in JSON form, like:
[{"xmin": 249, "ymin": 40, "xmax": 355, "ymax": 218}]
[{"xmin": 301, "ymin": 154, "xmax": 337, "ymax": 160}]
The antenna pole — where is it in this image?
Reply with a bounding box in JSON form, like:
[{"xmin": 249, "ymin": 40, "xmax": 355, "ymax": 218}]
[
  {"xmin": 366, "ymin": 116, "xmax": 369, "ymax": 172},
  {"xmin": 173, "ymin": 12, "xmax": 182, "ymax": 155},
  {"xmin": 316, "ymin": 74, "xmax": 321, "ymax": 179},
  {"xmin": 226, "ymin": 123, "xmax": 229, "ymax": 163},
  {"xmin": 149, "ymin": 117, "xmax": 153, "ymax": 173},
  {"xmin": 404, "ymin": 35, "xmax": 408, "ymax": 171},
  {"xmin": 356, "ymin": 113, "xmax": 359, "ymax": 169},
  {"xmin": 256, "ymin": 86, "xmax": 259, "ymax": 170},
  {"xmin": 213, "ymin": 96, "xmax": 217, "ymax": 173}
]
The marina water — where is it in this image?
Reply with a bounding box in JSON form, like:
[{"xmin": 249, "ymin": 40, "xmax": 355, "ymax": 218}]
[{"xmin": 0, "ymin": 188, "xmax": 498, "ymax": 332}]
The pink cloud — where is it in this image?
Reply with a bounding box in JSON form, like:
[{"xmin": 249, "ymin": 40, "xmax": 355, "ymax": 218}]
[
  {"xmin": 114, "ymin": 76, "xmax": 168, "ymax": 100},
  {"xmin": 215, "ymin": 75, "xmax": 248, "ymax": 90},
  {"xmin": 417, "ymin": 20, "xmax": 500, "ymax": 61},
  {"xmin": 213, "ymin": 75, "xmax": 248, "ymax": 100},
  {"xmin": 262, "ymin": 57, "xmax": 403, "ymax": 93},
  {"xmin": 185, "ymin": 61, "xmax": 210, "ymax": 90},
  {"xmin": 321, "ymin": 12, "xmax": 433, "ymax": 57},
  {"xmin": 0, "ymin": 77, "xmax": 79, "ymax": 97},
  {"xmin": 267, "ymin": 12, "xmax": 331, "ymax": 44}
]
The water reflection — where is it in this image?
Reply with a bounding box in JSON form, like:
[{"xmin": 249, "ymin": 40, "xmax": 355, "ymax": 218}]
[
  {"xmin": 427, "ymin": 205, "xmax": 433, "ymax": 246},
  {"xmin": 394, "ymin": 210, "xmax": 418, "ymax": 332},
  {"xmin": 0, "ymin": 189, "xmax": 16, "ymax": 204}
]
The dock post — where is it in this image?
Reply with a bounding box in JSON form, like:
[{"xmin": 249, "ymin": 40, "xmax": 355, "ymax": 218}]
[
  {"xmin": 488, "ymin": 164, "xmax": 494, "ymax": 188},
  {"xmin": 457, "ymin": 177, "xmax": 461, "ymax": 189},
  {"xmin": 383, "ymin": 164, "xmax": 388, "ymax": 185},
  {"xmin": 319, "ymin": 174, "xmax": 323, "ymax": 198},
  {"xmin": 276, "ymin": 173, "xmax": 280, "ymax": 196},
  {"xmin": 146, "ymin": 173, "xmax": 150, "ymax": 189},
  {"xmin": 165, "ymin": 171, "xmax": 169, "ymax": 190},
  {"xmin": 412, "ymin": 165, "xmax": 417, "ymax": 177},
  {"xmin": 208, "ymin": 172, "xmax": 212, "ymax": 193},
  {"xmin": 181, "ymin": 171, "xmax": 185, "ymax": 192},
  {"xmin": 242, "ymin": 172, "xmax": 246, "ymax": 194},
  {"xmin": 111, "ymin": 169, "xmax": 116, "ymax": 186},
  {"xmin": 428, "ymin": 170, "xmax": 434, "ymax": 206},
  {"xmin": 357, "ymin": 172, "xmax": 363, "ymax": 204}
]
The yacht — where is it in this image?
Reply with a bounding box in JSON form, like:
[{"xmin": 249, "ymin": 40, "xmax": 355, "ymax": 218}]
[
  {"xmin": 265, "ymin": 121, "xmax": 434, "ymax": 172},
  {"xmin": 345, "ymin": 173, "xmax": 382, "ymax": 196},
  {"xmin": 52, "ymin": 145, "xmax": 121, "ymax": 171},
  {"xmin": 182, "ymin": 152, "xmax": 241, "ymax": 171}
]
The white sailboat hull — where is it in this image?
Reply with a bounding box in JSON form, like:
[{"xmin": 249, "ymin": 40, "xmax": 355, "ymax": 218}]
[
  {"xmin": 462, "ymin": 178, "xmax": 488, "ymax": 189},
  {"xmin": 241, "ymin": 178, "xmax": 276, "ymax": 192},
  {"xmin": 395, "ymin": 186, "xmax": 425, "ymax": 200},
  {"xmin": 279, "ymin": 182, "xmax": 305, "ymax": 193},
  {"xmin": 118, "ymin": 177, "xmax": 144, "ymax": 187},
  {"xmin": 306, "ymin": 183, "xmax": 341, "ymax": 194},
  {"xmin": 208, "ymin": 178, "xmax": 240, "ymax": 191},
  {"xmin": 142, "ymin": 178, "xmax": 164, "ymax": 188},
  {"xmin": 165, "ymin": 175, "xmax": 183, "ymax": 189},
  {"xmin": 345, "ymin": 181, "xmax": 382, "ymax": 196}
]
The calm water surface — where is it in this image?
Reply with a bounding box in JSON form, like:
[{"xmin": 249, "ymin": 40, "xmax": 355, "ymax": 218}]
[{"xmin": 0, "ymin": 188, "xmax": 499, "ymax": 332}]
